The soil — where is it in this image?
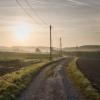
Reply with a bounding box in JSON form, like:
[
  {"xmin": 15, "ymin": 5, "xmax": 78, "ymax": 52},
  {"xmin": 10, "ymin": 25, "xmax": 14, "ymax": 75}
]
[{"xmin": 77, "ymin": 58, "xmax": 100, "ymax": 93}]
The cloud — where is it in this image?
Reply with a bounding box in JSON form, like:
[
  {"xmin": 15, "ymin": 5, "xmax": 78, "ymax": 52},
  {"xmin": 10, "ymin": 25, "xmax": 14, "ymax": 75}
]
[{"xmin": 67, "ymin": 0, "xmax": 89, "ymax": 6}]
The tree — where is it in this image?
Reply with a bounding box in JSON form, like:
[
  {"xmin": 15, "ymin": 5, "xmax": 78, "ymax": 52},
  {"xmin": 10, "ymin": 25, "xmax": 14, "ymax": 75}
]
[{"xmin": 35, "ymin": 48, "xmax": 41, "ymax": 54}]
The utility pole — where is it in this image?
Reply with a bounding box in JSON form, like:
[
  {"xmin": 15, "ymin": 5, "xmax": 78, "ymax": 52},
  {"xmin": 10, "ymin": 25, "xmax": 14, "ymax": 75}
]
[
  {"xmin": 50, "ymin": 25, "xmax": 52, "ymax": 60},
  {"xmin": 60, "ymin": 37, "xmax": 62, "ymax": 57}
]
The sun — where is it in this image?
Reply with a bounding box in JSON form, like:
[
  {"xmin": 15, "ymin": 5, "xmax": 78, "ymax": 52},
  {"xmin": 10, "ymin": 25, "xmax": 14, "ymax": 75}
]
[{"xmin": 15, "ymin": 22, "xmax": 32, "ymax": 41}]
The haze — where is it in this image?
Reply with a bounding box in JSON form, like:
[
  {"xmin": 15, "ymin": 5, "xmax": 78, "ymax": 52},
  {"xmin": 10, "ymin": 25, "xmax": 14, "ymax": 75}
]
[{"xmin": 0, "ymin": 0, "xmax": 100, "ymax": 47}]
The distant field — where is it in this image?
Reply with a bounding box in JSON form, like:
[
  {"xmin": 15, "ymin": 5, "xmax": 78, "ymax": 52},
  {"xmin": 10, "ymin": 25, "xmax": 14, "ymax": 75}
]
[
  {"xmin": 0, "ymin": 51, "xmax": 59, "ymax": 75},
  {"xmin": 0, "ymin": 52, "xmax": 51, "ymax": 75},
  {"xmin": 0, "ymin": 52, "xmax": 50, "ymax": 60},
  {"xmin": 65, "ymin": 51, "xmax": 100, "ymax": 58},
  {"xmin": 77, "ymin": 58, "xmax": 100, "ymax": 93}
]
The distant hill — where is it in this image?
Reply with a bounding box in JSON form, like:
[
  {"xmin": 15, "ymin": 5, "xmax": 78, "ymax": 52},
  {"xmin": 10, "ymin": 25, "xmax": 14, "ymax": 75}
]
[
  {"xmin": 79, "ymin": 45, "xmax": 100, "ymax": 49},
  {"xmin": 63, "ymin": 45, "xmax": 100, "ymax": 52}
]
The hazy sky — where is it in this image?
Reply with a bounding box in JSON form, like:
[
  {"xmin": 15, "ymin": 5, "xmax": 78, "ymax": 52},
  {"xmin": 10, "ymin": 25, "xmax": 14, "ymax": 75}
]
[{"xmin": 0, "ymin": 0, "xmax": 100, "ymax": 47}]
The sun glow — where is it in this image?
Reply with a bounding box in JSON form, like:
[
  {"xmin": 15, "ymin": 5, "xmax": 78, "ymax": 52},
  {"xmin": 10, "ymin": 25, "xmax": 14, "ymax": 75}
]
[{"xmin": 15, "ymin": 22, "xmax": 33, "ymax": 41}]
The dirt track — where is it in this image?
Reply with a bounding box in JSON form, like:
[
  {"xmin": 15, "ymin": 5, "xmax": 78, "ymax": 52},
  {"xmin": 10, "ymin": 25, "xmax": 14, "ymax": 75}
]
[{"xmin": 18, "ymin": 58, "xmax": 84, "ymax": 100}]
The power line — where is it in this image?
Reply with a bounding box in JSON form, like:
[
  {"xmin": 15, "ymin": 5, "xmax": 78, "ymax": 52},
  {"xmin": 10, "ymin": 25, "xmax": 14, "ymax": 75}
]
[
  {"xmin": 31, "ymin": 0, "xmax": 70, "ymax": 7},
  {"xmin": 32, "ymin": 0, "xmax": 44, "ymax": 4},
  {"xmin": 24, "ymin": 0, "xmax": 48, "ymax": 26},
  {"xmin": 16, "ymin": 0, "xmax": 42, "ymax": 25}
]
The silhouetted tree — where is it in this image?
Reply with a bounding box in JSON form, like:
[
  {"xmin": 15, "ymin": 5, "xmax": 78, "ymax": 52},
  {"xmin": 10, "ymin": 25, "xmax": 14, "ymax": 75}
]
[{"xmin": 35, "ymin": 48, "xmax": 41, "ymax": 54}]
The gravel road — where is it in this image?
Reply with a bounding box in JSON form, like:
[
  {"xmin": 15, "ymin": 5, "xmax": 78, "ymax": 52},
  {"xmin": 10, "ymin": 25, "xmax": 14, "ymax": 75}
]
[{"xmin": 18, "ymin": 58, "xmax": 84, "ymax": 100}]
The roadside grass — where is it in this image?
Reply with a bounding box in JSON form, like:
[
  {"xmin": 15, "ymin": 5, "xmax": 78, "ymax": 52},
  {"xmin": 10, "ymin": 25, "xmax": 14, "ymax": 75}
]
[
  {"xmin": 0, "ymin": 61, "xmax": 48, "ymax": 100},
  {"xmin": 67, "ymin": 58, "xmax": 100, "ymax": 100}
]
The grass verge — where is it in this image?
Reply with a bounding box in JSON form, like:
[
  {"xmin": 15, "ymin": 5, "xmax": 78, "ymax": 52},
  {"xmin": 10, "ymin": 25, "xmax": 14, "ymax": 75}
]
[
  {"xmin": 0, "ymin": 61, "xmax": 48, "ymax": 100},
  {"xmin": 67, "ymin": 58, "xmax": 100, "ymax": 100}
]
